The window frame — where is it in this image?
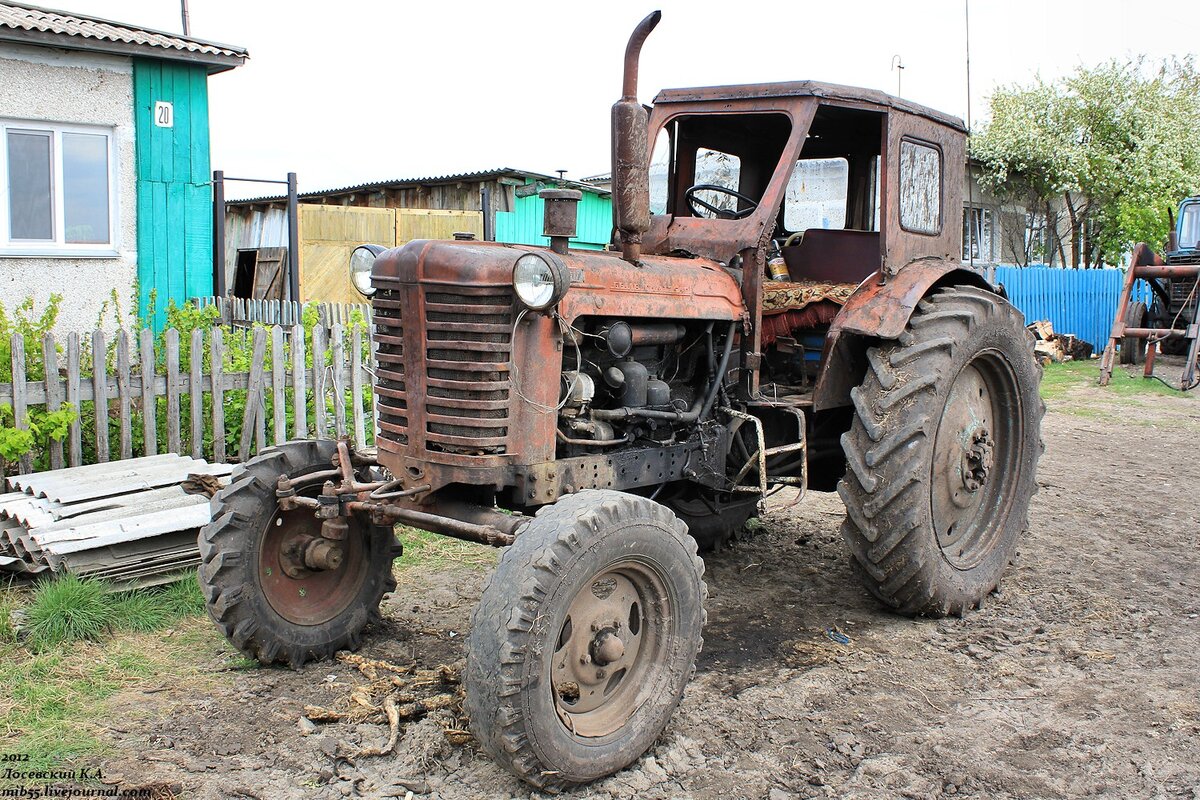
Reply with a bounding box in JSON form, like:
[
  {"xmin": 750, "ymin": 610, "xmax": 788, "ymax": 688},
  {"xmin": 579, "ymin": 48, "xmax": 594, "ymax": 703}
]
[
  {"xmin": 897, "ymin": 136, "xmax": 943, "ymax": 236},
  {"xmin": 962, "ymin": 204, "xmax": 998, "ymax": 264},
  {"xmin": 0, "ymin": 118, "xmax": 120, "ymax": 258}
]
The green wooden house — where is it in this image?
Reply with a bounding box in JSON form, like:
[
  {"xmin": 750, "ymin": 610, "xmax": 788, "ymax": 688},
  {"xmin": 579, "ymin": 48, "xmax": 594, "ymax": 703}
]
[{"xmin": 0, "ymin": 2, "xmax": 245, "ymax": 331}]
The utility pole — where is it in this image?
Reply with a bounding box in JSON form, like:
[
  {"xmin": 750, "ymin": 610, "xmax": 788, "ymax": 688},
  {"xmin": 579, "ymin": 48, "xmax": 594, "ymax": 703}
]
[
  {"xmin": 891, "ymin": 55, "xmax": 905, "ymax": 97},
  {"xmin": 181, "ymin": 0, "xmax": 190, "ymax": 35}
]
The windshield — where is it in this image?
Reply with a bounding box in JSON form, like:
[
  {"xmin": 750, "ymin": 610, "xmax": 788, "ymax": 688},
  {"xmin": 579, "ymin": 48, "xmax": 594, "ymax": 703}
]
[
  {"xmin": 647, "ymin": 112, "xmax": 792, "ymax": 220},
  {"xmin": 1179, "ymin": 202, "xmax": 1200, "ymax": 250}
]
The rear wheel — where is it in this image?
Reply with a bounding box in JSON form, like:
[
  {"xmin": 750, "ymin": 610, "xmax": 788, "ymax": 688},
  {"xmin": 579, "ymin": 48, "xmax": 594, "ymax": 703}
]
[
  {"xmin": 839, "ymin": 286, "xmax": 1044, "ymax": 616},
  {"xmin": 1120, "ymin": 300, "xmax": 1147, "ymax": 365},
  {"xmin": 465, "ymin": 490, "xmax": 705, "ymax": 791},
  {"xmin": 198, "ymin": 440, "xmax": 398, "ymax": 667}
]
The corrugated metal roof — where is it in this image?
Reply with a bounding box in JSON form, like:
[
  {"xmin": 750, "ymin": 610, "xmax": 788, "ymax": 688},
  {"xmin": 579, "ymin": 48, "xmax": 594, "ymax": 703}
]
[
  {"xmin": 0, "ymin": 1, "xmax": 247, "ymax": 73},
  {"xmin": 229, "ymin": 167, "xmax": 611, "ymax": 206},
  {"xmin": 0, "ymin": 454, "xmax": 236, "ymax": 587}
]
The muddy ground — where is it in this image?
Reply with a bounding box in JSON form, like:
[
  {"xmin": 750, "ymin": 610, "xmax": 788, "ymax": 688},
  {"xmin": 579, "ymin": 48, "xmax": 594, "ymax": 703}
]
[{"xmin": 99, "ymin": 360, "xmax": 1200, "ymax": 800}]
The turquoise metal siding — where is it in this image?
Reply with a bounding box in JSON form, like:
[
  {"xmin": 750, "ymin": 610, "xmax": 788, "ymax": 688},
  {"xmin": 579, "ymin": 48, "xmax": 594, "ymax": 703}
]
[
  {"xmin": 133, "ymin": 59, "xmax": 212, "ymax": 328},
  {"xmin": 495, "ymin": 182, "xmax": 612, "ymax": 250},
  {"xmin": 995, "ymin": 266, "xmax": 1152, "ymax": 349}
]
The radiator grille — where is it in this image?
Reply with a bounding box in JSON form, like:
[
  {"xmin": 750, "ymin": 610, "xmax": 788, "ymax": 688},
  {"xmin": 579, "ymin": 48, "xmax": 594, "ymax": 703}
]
[
  {"xmin": 372, "ymin": 289, "xmax": 408, "ymax": 446},
  {"xmin": 422, "ymin": 289, "xmax": 513, "ymax": 455}
]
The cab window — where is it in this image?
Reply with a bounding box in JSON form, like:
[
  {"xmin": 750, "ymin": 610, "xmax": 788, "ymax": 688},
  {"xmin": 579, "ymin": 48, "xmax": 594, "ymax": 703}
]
[
  {"xmin": 648, "ymin": 113, "xmax": 791, "ymax": 221},
  {"xmin": 899, "ymin": 139, "xmax": 942, "ymax": 234},
  {"xmin": 783, "ymin": 158, "xmax": 848, "ymax": 232}
]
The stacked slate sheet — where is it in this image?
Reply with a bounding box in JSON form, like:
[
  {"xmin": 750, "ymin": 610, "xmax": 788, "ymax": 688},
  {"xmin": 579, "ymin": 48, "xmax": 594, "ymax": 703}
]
[{"xmin": 0, "ymin": 454, "xmax": 237, "ymax": 587}]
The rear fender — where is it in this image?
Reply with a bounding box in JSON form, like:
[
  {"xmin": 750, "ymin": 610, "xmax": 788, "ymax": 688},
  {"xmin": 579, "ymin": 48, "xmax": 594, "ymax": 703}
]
[{"xmin": 812, "ymin": 258, "xmax": 994, "ymax": 412}]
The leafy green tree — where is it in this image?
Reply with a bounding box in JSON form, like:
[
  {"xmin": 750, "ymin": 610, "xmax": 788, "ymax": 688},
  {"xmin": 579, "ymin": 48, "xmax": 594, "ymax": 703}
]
[{"xmin": 972, "ymin": 57, "xmax": 1200, "ymax": 267}]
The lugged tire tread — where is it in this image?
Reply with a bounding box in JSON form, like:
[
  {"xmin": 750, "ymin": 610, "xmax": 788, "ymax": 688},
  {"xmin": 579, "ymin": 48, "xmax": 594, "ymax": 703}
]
[
  {"xmin": 839, "ymin": 286, "xmax": 1045, "ymax": 616},
  {"xmin": 464, "ymin": 490, "xmax": 705, "ymax": 792}
]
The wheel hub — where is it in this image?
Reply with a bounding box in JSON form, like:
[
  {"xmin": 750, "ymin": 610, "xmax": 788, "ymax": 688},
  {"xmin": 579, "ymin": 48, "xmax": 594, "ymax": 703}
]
[
  {"xmin": 551, "ymin": 564, "xmax": 668, "ymax": 737},
  {"xmin": 590, "ymin": 628, "xmax": 626, "ymax": 665},
  {"xmin": 961, "ymin": 427, "xmax": 994, "ymax": 493},
  {"xmin": 930, "ymin": 353, "xmax": 1021, "ymax": 570},
  {"xmin": 260, "ymin": 495, "xmax": 370, "ymax": 627}
]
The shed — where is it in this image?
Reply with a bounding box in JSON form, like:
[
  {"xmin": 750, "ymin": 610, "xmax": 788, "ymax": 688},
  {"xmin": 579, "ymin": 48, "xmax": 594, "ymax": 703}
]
[{"xmin": 221, "ymin": 168, "xmax": 612, "ymax": 303}]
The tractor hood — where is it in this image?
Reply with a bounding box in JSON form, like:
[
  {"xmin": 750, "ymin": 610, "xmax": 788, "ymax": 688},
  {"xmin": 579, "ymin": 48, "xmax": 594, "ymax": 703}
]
[{"xmin": 373, "ymin": 239, "xmax": 744, "ymax": 323}]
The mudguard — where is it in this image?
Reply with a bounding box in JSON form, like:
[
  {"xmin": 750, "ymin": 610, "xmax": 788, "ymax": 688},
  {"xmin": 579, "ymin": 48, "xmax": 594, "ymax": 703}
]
[{"xmin": 812, "ymin": 257, "xmax": 994, "ymax": 411}]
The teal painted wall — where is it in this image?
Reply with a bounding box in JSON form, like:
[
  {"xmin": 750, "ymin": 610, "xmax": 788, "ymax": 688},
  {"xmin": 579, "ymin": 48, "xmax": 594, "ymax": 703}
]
[
  {"xmin": 133, "ymin": 59, "xmax": 212, "ymax": 329},
  {"xmin": 494, "ymin": 180, "xmax": 612, "ymax": 250}
]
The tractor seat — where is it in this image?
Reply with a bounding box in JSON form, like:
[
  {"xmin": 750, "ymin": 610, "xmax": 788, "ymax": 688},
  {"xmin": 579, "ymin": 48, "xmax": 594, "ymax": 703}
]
[{"xmin": 762, "ymin": 279, "xmax": 856, "ymax": 315}]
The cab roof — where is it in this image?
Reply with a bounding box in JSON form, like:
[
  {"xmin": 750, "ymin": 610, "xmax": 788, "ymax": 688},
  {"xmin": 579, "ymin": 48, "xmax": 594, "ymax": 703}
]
[{"xmin": 652, "ymin": 80, "xmax": 967, "ymax": 133}]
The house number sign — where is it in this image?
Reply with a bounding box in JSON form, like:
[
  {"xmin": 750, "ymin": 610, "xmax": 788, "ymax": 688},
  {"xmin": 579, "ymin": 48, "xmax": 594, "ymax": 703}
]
[{"xmin": 154, "ymin": 101, "xmax": 174, "ymax": 128}]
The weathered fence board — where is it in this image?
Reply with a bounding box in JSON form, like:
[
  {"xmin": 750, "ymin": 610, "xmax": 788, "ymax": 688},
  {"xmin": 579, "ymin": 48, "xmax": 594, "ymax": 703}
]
[{"xmin": 0, "ymin": 321, "xmax": 376, "ymax": 475}]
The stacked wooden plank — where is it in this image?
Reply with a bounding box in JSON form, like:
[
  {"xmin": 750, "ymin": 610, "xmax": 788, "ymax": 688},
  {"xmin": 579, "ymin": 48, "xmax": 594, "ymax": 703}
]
[{"xmin": 0, "ymin": 454, "xmax": 237, "ymax": 586}]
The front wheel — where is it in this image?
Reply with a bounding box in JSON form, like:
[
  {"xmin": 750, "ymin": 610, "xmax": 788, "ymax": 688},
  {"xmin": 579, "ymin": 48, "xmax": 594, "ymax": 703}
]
[
  {"xmin": 839, "ymin": 286, "xmax": 1044, "ymax": 616},
  {"xmin": 464, "ymin": 490, "xmax": 706, "ymax": 791},
  {"xmin": 198, "ymin": 440, "xmax": 398, "ymax": 667}
]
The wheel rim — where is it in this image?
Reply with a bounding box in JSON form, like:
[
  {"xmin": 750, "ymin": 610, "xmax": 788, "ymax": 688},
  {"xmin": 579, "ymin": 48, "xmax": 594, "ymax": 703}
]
[
  {"xmin": 259, "ymin": 481, "xmax": 370, "ymax": 626},
  {"xmin": 930, "ymin": 350, "xmax": 1022, "ymax": 570},
  {"xmin": 550, "ymin": 560, "xmax": 672, "ymax": 738}
]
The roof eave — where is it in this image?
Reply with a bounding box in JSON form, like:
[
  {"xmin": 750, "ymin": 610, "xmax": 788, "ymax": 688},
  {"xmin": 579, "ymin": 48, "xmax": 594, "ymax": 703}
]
[{"xmin": 0, "ymin": 27, "xmax": 246, "ymax": 73}]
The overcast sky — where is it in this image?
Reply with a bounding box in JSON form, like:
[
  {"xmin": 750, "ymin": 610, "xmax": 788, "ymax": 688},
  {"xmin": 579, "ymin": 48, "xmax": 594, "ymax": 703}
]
[{"xmin": 67, "ymin": 0, "xmax": 1200, "ymax": 198}]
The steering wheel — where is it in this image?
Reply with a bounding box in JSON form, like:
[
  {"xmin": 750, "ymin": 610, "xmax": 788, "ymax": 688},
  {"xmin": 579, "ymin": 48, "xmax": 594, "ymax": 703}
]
[{"xmin": 685, "ymin": 184, "xmax": 759, "ymax": 220}]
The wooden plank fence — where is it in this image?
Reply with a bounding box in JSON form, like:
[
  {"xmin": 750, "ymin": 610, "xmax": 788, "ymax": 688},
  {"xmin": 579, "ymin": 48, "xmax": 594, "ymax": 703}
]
[
  {"xmin": 0, "ymin": 322, "xmax": 378, "ymax": 476},
  {"xmin": 996, "ymin": 266, "xmax": 1154, "ymax": 349},
  {"xmin": 194, "ymin": 296, "xmax": 372, "ymax": 328}
]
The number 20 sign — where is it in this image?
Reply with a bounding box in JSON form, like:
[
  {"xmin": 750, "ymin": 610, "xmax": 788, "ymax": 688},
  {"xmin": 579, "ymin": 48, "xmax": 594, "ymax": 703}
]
[{"xmin": 154, "ymin": 101, "xmax": 174, "ymax": 128}]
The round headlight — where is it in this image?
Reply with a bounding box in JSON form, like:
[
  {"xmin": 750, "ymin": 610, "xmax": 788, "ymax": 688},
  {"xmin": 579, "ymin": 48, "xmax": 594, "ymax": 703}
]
[
  {"xmin": 349, "ymin": 244, "xmax": 385, "ymax": 297},
  {"xmin": 513, "ymin": 252, "xmax": 569, "ymax": 310}
]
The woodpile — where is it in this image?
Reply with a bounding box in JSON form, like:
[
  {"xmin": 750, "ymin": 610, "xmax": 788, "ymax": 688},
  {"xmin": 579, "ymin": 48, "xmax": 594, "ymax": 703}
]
[{"xmin": 1028, "ymin": 320, "xmax": 1095, "ymax": 364}]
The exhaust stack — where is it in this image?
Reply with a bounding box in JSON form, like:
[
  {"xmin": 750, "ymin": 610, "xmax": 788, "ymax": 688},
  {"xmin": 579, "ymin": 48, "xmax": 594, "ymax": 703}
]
[{"xmin": 611, "ymin": 10, "xmax": 661, "ymax": 264}]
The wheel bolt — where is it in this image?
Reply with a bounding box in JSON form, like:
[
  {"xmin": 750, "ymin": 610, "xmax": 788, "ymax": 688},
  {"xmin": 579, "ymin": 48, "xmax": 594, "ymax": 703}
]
[{"xmin": 596, "ymin": 669, "xmax": 607, "ymax": 679}]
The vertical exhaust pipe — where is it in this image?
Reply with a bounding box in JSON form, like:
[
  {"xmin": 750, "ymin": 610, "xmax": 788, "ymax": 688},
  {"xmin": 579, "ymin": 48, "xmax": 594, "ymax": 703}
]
[{"xmin": 611, "ymin": 10, "xmax": 661, "ymax": 264}]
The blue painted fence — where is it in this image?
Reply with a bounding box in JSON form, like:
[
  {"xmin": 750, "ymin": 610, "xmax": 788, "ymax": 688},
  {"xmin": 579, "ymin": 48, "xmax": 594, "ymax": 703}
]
[{"xmin": 994, "ymin": 266, "xmax": 1152, "ymax": 350}]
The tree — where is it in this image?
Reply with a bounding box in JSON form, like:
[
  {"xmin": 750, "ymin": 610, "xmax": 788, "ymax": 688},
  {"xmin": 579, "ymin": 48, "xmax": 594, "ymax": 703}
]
[{"xmin": 972, "ymin": 57, "xmax": 1200, "ymax": 267}]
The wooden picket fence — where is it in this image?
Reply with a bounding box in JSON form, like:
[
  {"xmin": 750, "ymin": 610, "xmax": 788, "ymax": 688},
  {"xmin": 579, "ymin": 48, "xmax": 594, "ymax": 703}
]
[
  {"xmin": 0, "ymin": 322, "xmax": 378, "ymax": 476},
  {"xmin": 193, "ymin": 296, "xmax": 373, "ymax": 328}
]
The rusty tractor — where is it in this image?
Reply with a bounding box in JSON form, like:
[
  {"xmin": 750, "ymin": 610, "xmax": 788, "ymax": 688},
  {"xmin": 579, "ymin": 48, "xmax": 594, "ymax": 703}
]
[
  {"xmin": 199, "ymin": 11, "xmax": 1044, "ymax": 791},
  {"xmin": 1100, "ymin": 196, "xmax": 1200, "ymax": 390}
]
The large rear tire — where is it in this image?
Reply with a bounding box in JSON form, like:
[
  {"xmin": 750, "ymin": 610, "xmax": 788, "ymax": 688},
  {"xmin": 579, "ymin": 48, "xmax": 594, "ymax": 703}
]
[
  {"xmin": 198, "ymin": 440, "xmax": 398, "ymax": 668},
  {"xmin": 1120, "ymin": 300, "xmax": 1147, "ymax": 365},
  {"xmin": 465, "ymin": 490, "xmax": 705, "ymax": 791},
  {"xmin": 838, "ymin": 286, "xmax": 1044, "ymax": 617}
]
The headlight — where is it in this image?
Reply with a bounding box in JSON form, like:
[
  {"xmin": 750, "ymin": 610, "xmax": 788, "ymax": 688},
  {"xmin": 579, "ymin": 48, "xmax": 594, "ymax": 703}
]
[
  {"xmin": 349, "ymin": 244, "xmax": 386, "ymax": 297},
  {"xmin": 513, "ymin": 252, "xmax": 569, "ymax": 310}
]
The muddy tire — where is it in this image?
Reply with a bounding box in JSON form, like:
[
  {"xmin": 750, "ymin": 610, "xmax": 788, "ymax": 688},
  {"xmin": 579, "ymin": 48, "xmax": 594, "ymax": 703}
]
[
  {"xmin": 660, "ymin": 485, "xmax": 757, "ymax": 551},
  {"xmin": 838, "ymin": 286, "xmax": 1044, "ymax": 617},
  {"xmin": 198, "ymin": 440, "xmax": 398, "ymax": 668},
  {"xmin": 1120, "ymin": 301, "xmax": 1147, "ymax": 365},
  {"xmin": 465, "ymin": 490, "xmax": 705, "ymax": 791}
]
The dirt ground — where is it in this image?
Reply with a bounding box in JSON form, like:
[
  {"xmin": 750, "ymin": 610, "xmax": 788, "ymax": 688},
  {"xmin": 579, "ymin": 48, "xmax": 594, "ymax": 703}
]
[{"xmin": 97, "ymin": 360, "xmax": 1200, "ymax": 800}]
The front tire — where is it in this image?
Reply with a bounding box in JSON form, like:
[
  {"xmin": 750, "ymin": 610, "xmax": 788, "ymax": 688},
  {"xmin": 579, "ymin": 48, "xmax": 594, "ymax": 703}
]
[
  {"xmin": 839, "ymin": 286, "xmax": 1044, "ymax": 616},
  {"xmin": 464, "ymin": 490, "xmax": 706, "ymax": 791},
  {"xmin": 198, "ymin": 440, "xmax": 398, "ymax": 668}
]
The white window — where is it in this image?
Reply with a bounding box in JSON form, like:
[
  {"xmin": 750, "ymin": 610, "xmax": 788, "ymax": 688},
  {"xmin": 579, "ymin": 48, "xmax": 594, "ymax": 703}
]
[
  {"xmin": 0, "ymin": 120, "xmax": 118, "ymax": 256},
  {"xmin": 962, "ymin": 206, "xmax": 998, "ymax": 263}
]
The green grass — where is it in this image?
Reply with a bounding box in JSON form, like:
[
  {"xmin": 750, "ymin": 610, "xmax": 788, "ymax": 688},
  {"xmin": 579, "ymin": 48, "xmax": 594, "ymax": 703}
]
[
  {"xmin": 1039, "ymin": 359, "xmax": 1194, "ymax": 403},
  {"xmin": 20, "ymin": 572, "xmax": 207, "ymax": 651},
  {"xmin": 0, "ymin": 570, "xmax": 231, "ymax": 784},
  {"xmin": 393, "ymin": 525, "xmax": 498, "ymax": 572}
]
